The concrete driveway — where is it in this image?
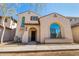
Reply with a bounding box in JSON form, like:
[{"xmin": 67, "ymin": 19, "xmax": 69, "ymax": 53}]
[{"xmin": 0, "ymin": 43, "xmax": 79, "ymax": 52}]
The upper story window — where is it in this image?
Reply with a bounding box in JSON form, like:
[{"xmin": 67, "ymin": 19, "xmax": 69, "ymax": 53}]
[
  {"xmin": 31, "ymin": 16, "xmax": 38, "ymax": 21},
  {"xmin": 21, "ymin": 16, "xmax": 25, "ymax": 28}
]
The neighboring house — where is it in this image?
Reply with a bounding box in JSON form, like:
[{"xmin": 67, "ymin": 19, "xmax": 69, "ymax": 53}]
[
  {"xmin": 0, "ymin": 16, "xmax": 17, "ymax": 42},
  {"xmin": 67, "ymin": 17, "xmax": 79, "ymax": 43},
  {"xmin": 67, "ymin": 17, "xmax": 79, "ymax": 26},
  {"xmin": 15, "ymin": 11, "xmax": 74, "ymax": 44}
]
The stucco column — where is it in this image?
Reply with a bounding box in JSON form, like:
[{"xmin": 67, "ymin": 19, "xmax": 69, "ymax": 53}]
[
  {"xmin": 64, "ymin": 19, "xmax": 73, "ymax": 43},
  {"xmin": 22, "ymin": 31, "xmax": 28, "ymax": 43}
]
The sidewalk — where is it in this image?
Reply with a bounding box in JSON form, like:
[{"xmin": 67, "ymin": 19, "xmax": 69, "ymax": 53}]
[{"xmin": 0, "ymin": 43, "xmax": 79, "ymax": 52}]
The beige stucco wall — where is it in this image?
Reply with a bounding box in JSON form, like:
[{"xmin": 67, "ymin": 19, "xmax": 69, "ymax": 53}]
[
  {"xmin": 40, "ymin": 13, "xmax": 73, "ymax": 43},
  {"xmin": 72, "ymin": 26, "xmax": 79, "ymax": 43}
]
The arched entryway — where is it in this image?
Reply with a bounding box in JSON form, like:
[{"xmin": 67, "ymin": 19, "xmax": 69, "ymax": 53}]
[{"xmin": 29, "ymin": 27, "xmax": 37, "ymax": 42}]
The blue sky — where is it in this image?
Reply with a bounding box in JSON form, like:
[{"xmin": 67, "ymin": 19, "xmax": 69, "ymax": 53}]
[{"xmin": 0, "ymin": 3, "xmax": 79, "ymax": 20}]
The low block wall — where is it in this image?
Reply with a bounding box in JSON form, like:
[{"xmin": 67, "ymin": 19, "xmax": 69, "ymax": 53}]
[{"xmin": 44, "ymin": 39, "xmax": 73, "ymax": 44}]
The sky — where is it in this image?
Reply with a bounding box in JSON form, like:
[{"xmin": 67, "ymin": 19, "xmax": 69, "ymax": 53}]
[{"xmin": 0, "ymin": 3, "xmax": 79, "ymax": 20}]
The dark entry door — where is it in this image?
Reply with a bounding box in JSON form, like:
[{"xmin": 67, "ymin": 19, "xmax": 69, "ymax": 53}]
[{"xmin": 31, "ymin": 31, "xmax": 36, "ymax": 41}]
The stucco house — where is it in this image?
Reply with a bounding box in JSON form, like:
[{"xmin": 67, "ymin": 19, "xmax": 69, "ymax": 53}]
[
  {"xmin": 15, "ymin": 11, "xmax": 75, "ymax": 44},
  {"xmin": 0, "ymin": 16, "xmax": 17, "ymax": 42}
]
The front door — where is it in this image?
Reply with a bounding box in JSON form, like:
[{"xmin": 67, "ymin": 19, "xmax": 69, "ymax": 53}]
[{"xmin": 31, "ymin": 31, "xmax": 36, "ymax": 41}]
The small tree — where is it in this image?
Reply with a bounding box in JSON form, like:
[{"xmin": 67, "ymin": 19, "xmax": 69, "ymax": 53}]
[{"xmin": 0, "ymin": 3, "xmax": 16, "ymax": 44}]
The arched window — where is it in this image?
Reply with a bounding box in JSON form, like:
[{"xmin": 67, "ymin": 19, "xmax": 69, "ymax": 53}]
[
  {"xmin": 21, "ymin": 17, "xmax": 25, "ymax": 27},
  {"xmin": 50, "ymin": 23, "xmax": 61, "ymax": 38}
]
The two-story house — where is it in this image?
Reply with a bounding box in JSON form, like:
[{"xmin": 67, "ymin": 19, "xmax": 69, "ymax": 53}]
[
  {"xmin": 15, "ymin": 11, "xmax": 73, "ymax": 44},
  {"xmin": 0, "ymin": 16, "xmax": 17, "ymax": 42}
]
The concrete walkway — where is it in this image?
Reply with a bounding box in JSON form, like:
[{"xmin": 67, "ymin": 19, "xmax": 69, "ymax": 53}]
[{"xmin": 0, "ymin": 44, "xmax": 79, "ymax": 52}]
